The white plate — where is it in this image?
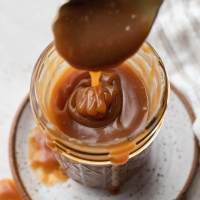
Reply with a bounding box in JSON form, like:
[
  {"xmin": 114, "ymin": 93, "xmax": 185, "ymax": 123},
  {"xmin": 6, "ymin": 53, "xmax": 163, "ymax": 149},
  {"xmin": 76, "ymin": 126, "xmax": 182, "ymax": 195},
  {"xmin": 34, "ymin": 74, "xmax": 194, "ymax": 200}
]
[{"xmin": 9, "ymin": 87, "xmax": 198, "ymax": 200}]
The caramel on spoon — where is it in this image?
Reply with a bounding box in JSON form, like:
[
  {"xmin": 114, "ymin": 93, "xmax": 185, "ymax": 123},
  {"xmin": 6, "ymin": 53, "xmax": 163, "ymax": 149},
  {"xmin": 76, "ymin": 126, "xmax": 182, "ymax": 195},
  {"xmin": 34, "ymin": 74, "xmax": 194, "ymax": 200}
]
[{"xmin": 53, "ymin": 0, "xmax": 163, "ymax": 70}]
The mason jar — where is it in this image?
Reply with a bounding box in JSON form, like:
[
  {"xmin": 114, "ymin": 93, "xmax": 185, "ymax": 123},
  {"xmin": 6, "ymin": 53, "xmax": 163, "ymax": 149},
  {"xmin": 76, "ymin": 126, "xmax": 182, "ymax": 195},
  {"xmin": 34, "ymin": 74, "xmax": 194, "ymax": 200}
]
[{"xmin": 30, "ymin": 42, "xmax": 169, "ymax": 191}]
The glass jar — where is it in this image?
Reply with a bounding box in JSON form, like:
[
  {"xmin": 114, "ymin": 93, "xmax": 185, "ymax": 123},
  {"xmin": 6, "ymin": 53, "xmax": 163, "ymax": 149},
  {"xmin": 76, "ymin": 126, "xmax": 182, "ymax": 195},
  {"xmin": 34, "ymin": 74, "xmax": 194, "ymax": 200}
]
[{"xmin": 30, "ymin": 42, "xmax": 169, "ymax": 190}]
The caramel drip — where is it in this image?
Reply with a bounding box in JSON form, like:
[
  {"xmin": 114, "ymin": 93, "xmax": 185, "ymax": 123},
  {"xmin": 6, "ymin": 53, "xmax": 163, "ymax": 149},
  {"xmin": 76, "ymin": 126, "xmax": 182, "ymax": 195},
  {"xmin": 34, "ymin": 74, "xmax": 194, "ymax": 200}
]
[
  {"xmin": 109, "ymin": 142, "xmax": 135, "ymax": 165},
  {"xmin": 28, "ymin": 127, "xmax": 67, "ymax": 186},
  {"xmin": 89, "ymin": 71, "xmax": 102, "ymax": 87},
  {"xmin": 0, "ymin": 179, "xmax": 21, "ymax": 200}
]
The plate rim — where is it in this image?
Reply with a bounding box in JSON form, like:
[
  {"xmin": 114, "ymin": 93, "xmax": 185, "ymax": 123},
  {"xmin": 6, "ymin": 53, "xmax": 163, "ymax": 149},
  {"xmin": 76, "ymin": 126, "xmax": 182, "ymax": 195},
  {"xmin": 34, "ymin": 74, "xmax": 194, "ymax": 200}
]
[{"xmin": 9, "ymin": 85, "xmax": 199, "ymax": 200}]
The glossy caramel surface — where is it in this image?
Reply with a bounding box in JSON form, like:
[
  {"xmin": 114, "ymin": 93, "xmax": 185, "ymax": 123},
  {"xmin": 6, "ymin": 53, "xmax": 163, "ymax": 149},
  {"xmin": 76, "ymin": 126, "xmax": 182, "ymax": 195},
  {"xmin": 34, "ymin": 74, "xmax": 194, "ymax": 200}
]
[{"xmin": 49, "ymin": 64, "xmax": 148, "ymax": 144}]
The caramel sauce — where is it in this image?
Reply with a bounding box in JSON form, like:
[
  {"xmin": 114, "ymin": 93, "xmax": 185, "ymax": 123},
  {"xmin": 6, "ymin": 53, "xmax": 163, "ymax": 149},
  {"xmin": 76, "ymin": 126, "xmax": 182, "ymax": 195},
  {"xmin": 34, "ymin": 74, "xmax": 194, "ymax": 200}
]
[
  {"xmin": 68, "ymin": 70, "xmax": 122, "ymax": 127},
  {"xmin": 89, "ymin": 71, "xmax": 102, "ymax": 87},
  {"xmin": 0, "ymin": 179, "xmax": 21, "ymax": 200},
  {"xmin": 53, "ymin": 0, "xmax": 162, "ymax": 71},
  {"xmin": 28, "ymin": 127, "xmax": 67, "ymax": 186},
  {"xmin": 49, "ymin": 64, "xmax": 148, "ymax": 144}
]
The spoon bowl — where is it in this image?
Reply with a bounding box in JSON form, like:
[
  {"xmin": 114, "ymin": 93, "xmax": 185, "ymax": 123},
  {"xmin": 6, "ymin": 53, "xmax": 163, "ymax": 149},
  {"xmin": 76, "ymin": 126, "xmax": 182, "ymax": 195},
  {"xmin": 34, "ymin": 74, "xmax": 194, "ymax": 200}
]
[{"xmin": 53, "ymin": 0, "xmax": 164, "ymax": 70}]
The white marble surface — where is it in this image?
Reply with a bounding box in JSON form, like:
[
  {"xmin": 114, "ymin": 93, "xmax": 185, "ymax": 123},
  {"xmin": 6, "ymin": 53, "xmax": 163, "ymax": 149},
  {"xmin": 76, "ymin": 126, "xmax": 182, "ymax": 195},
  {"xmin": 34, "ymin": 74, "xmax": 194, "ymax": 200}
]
[{"xmin": 0, "ymin": 0, "xmax": 64, "ymax": 178}]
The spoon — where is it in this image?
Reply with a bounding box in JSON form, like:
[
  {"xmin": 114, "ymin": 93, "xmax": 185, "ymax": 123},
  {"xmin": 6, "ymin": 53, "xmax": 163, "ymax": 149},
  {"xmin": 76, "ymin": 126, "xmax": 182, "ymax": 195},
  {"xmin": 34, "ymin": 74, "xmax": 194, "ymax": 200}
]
[{"xmin": 53, "ymin": 0, "xmax": 164, "ymax": 71}]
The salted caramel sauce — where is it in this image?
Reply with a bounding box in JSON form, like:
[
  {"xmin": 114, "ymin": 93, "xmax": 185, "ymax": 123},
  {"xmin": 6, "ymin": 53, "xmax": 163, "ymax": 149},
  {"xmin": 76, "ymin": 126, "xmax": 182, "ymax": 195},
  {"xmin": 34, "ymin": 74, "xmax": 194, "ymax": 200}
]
[
  {"xmin": 48, "ymin": 63, "xmax": 148, "ymax": 145},
  {"xmin": 0, "ymin": 179, "xmax": 21, "ymax": 200},
  {"xmin": 28, "ymin": 127, "xmax": 67, "ymax": 186}
]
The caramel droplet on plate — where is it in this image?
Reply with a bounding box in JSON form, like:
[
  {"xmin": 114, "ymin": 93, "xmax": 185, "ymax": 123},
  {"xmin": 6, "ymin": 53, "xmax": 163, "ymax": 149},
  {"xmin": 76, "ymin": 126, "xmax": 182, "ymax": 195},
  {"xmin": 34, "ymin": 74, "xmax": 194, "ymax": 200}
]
[
  {"xmin": 28, "ymin": 127, "xmax": 67, "ymax": 186},
  {"xmin": 0, "ymin": 179, "xmax": 21, "ymax": 200}
]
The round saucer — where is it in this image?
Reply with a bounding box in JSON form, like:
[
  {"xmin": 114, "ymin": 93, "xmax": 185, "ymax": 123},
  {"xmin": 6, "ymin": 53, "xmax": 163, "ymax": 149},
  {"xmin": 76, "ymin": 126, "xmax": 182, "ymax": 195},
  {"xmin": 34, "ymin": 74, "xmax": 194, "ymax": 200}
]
[{"xmin": 9, "ymin": 86, "xmax": 198, "ymax": 200}]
